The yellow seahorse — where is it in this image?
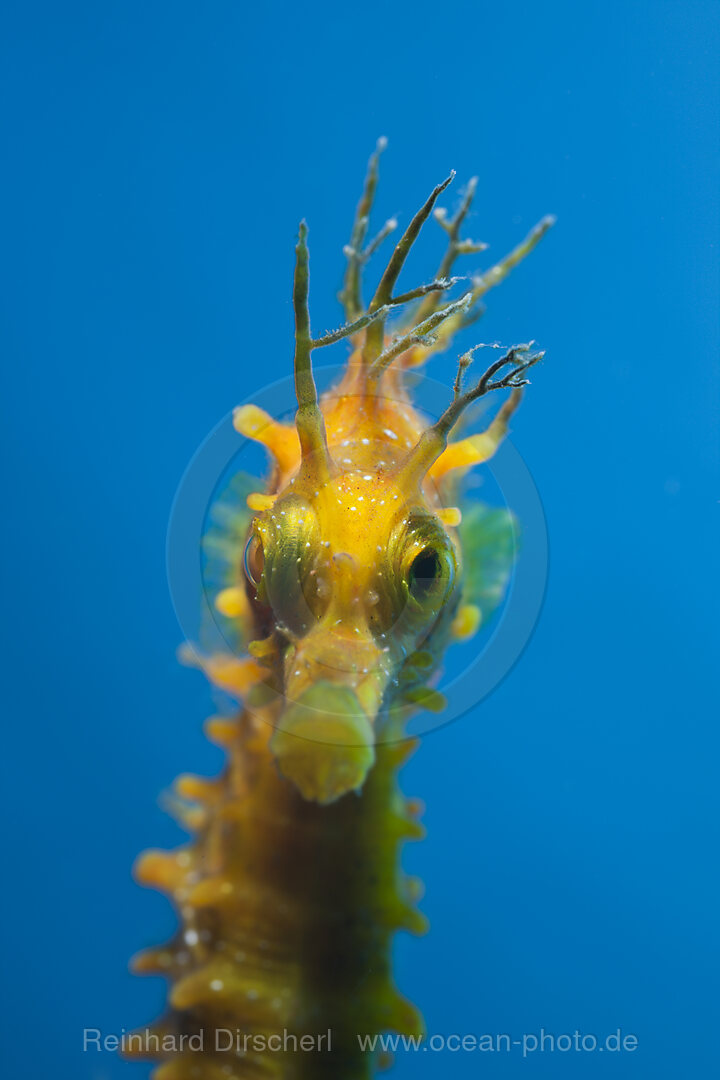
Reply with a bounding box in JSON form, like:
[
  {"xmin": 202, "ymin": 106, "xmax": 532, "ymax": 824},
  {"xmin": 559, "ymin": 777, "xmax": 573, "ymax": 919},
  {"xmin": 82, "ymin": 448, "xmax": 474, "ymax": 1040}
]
[{"xmin": 129, "ymin": 140, "xmax": 553, "ymax": 1079}]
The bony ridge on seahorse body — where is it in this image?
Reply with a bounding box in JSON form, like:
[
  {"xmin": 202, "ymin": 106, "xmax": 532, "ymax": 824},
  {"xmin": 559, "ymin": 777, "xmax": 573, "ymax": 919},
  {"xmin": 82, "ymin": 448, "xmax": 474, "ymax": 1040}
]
[{"xmin": 130, "ymin": 138, "xmax": 552, "ymax": 1079}]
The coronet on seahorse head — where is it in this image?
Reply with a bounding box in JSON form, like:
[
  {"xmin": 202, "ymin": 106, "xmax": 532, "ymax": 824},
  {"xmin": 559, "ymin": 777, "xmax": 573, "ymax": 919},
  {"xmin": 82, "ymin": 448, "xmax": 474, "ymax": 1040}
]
[{"xmin": 213, "ymin": 142, "xmax": 552, "ymax": 805}]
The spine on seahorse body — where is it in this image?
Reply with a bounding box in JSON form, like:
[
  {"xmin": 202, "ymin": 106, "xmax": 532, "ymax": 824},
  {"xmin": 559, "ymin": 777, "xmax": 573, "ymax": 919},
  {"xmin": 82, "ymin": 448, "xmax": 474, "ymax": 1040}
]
[{"xmin": 130, "ymin": 706, "xmax": 426, "ymax": 1080}]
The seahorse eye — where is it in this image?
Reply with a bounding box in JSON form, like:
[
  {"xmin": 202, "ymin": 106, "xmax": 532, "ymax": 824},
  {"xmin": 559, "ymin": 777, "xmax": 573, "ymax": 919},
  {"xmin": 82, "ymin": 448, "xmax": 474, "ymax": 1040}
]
[
  {"xmin": 255, "ymin": 498, "xmax": 328, "ymax": 630},
  {"xmin": 243, "ymin": 534, "xmax": 265, "ymax": 587},
  {"xmin": 407, "ymin": 542, "xmax": 455, "ymax": 609},
  {"xmin": 408, "ymin": 548, "xmax": 442, "ymax": 592},
  {"xmin": 372, "ymin": 512, "xmax": 459, "ymax": 636}
]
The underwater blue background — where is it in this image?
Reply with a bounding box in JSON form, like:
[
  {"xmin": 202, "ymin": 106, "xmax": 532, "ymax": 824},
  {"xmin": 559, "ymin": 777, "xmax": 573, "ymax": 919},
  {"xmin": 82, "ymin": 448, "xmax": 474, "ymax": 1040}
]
[{"xmin": 2, "ymin": 1, "xmax": 718, "ymax": 1077}]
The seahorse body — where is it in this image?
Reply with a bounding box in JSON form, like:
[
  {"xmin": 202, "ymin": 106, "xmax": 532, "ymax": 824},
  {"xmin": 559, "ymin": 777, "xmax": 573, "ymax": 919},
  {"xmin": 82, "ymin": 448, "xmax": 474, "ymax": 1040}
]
[{"xmin": 130, "ymin": 142, "xmax": 551, "ymax": 1078}]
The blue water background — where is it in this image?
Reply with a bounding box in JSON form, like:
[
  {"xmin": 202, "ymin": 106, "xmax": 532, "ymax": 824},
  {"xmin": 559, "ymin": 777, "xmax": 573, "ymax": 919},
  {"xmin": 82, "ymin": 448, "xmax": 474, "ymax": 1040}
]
[{"xmin": 2, "ymin": 2, "xmax": 718, "ymax": 1077}]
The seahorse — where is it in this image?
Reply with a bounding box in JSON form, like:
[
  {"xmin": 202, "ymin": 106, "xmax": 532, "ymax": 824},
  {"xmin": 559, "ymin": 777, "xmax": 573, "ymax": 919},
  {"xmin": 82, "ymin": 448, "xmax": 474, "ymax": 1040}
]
[{"xmin": 129, "ymin": 139, "xmax": 552, "ymax": 1079}]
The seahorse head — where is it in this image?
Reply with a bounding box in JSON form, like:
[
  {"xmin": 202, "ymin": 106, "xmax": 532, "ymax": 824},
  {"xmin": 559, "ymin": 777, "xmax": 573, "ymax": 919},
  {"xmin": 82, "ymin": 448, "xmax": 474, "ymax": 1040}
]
[
  {"xmin": 244, "ymin": 380, "xmax": 461, "ymax": 804},
  {"xmin": 227, "ymin": 145, "xmax": 551, "ymax": 805}
]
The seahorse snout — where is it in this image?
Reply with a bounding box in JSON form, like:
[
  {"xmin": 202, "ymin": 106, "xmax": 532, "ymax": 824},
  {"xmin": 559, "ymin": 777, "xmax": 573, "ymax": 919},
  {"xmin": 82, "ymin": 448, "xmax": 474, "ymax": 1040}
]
[{"xmin": 270, "ymin": 683, "xmax": 375, "ymax": 805}]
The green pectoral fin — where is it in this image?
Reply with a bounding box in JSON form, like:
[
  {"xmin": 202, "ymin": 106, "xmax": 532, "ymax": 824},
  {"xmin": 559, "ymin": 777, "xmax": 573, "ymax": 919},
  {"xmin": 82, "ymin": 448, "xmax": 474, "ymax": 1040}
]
[
  {"xmin": 458, "ymin": 502, "xmax": 519, "ymax": 623},
  {"xmin": 201, "ymin": 470, "xmax": 263, "ymax": 651}
]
